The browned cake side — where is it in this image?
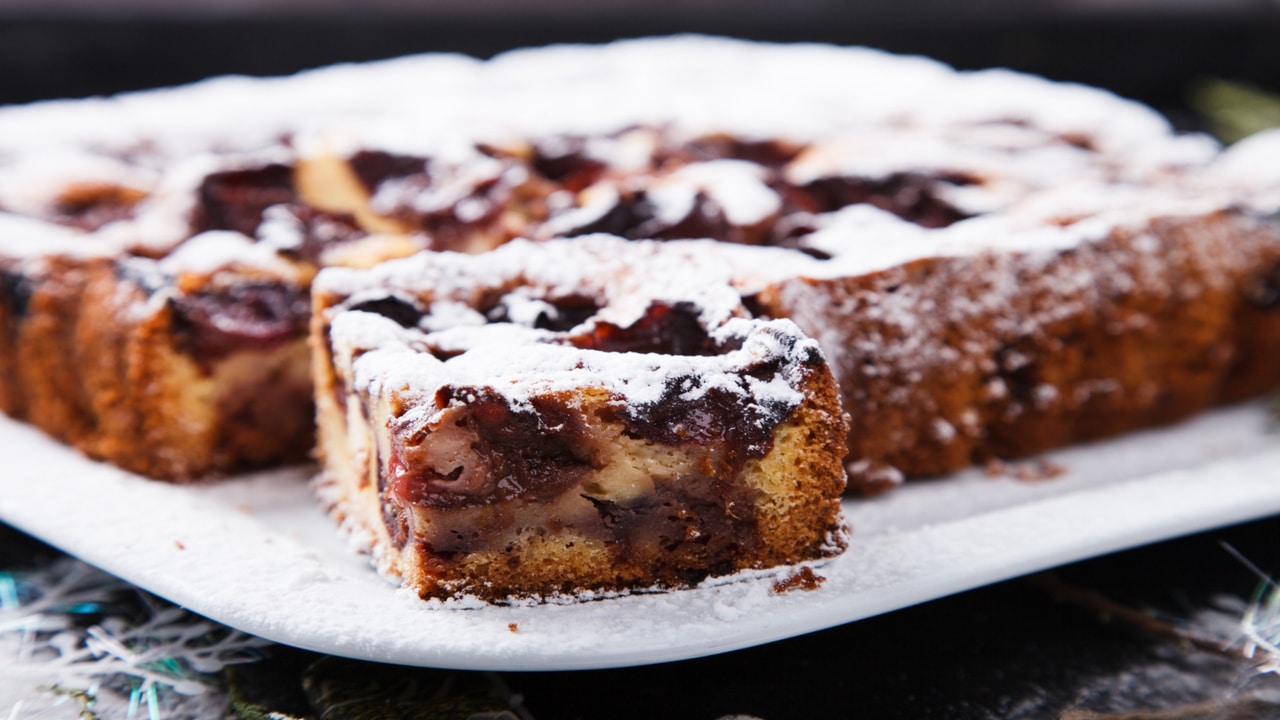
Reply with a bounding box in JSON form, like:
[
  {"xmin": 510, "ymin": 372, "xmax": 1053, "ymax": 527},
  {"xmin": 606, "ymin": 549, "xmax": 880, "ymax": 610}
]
[
  {"xmin": 755, "ymin": 206, "xmax": 1280, "ymax": 493},
  {"xmin": 0, "ymin": 252, "xmax": 315, "ymax": 480}
]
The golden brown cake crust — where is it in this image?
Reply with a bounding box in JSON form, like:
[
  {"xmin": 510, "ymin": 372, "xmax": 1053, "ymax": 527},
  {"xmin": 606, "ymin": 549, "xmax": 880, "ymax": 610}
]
[{"xmin": 0, "ymin": 254, "xmax": 317, "ymax": 481}]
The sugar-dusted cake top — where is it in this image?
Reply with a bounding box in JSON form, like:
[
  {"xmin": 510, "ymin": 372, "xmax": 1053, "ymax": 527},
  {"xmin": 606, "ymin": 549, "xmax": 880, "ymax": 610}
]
[
  {"xmin": 0, "ymin": 35, "xmax": 1263, "ymax": 292},
  {"xmin": 0, "ymin": 36, "xmax": 1192, "ymax": 161},
  {"xmin": 318, "ymin": 236, "xmax": 832, "ymax": 439}
]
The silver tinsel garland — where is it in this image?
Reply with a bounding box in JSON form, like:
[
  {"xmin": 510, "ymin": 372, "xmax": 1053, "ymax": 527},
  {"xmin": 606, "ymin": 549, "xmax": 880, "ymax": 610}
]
[
  {"xmin": 2, "ymin": 546, "xmax": 1277, "ymax": 719},
  {"xmin": 1, "ymin": 557, "xmax": 270, "ymax": 720}
]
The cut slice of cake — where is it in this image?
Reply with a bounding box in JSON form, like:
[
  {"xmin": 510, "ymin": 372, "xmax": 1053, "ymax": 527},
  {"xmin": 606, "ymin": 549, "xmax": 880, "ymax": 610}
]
[{"xmin": 311, "ymin": 238, "xmax": 849, "ymax": 600}]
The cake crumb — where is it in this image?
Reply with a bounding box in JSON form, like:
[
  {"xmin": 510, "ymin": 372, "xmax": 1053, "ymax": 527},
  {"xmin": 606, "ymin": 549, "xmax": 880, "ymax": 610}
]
[
  {"xmin": 986, "ymin": 458, "xmax": 1067, "ymax": 482},
  {"xmin": 772, "ymin": 566, "xmax": 825, "ymax": 594},
  {"xmin": 508, "ymin": 622, "xmax": 519, "ymax": 633},
  {"xmin": 173, "ymin": 540, "xmax": 185, "ymax": 550}
]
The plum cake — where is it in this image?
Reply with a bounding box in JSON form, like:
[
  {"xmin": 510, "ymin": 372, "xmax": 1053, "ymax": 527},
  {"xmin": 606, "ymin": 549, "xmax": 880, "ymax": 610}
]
[{"xmin": 0, "ymin": 36, "xmax": 1276, "ymax": 505}]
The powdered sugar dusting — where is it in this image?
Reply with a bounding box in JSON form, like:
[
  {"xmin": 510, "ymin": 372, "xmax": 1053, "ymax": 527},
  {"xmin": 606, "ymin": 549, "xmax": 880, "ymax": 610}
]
[
  {"xmin": 159, "ymin": 230, "xmax": 304, "ymax": 281},
  {"xmin": 322, "ymin": 237, "xmax": 820, "ymax": 417},
  {"xmin": 318, "ymin": 235, "xmax": 750, "ymax": 333},
  {"xmin": 659, "ymin": 160, "xmax": 782, "ymax": 226},
  {"xmin": 0, "ymin": 151, "xmax": 156, "ymax": 219},
  {"xmin": 353, "ymin": 327, "xmax": 805, "ymax": 413},
  {"xmin": 0, "ymin": 35, "xmax": 1248, "ymax": 293},
  {"xmin": 0, "ymin": 212, "xmax": 103, "ymax": 259}
]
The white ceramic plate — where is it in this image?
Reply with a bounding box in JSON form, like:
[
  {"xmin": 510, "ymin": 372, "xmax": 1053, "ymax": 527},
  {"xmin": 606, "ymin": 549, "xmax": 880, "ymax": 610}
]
[{"xmin": 1, "ymin": 403, "xmax": 1278, "ymax": 671}]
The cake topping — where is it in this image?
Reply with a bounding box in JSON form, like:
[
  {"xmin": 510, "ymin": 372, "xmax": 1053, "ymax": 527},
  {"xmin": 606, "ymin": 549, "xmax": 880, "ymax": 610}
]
[
  {"xmin": 170, "ymin": 281, "xmax": 310, "ymax": 364},
  {"xmin": 193, "ymin": 164, "xmax": 299, "ymax": 237},
  {"xmin": 320, "ymin": 236, "xmax": 822, "ymax": 420},
  {"xmin": 0, "ymin": 37, "xmax": 1220, "ymax": 284}
]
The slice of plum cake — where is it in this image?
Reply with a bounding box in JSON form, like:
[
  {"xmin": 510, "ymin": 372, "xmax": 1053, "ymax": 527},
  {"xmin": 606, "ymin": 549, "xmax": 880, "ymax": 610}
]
[{"xmin": 311, "ymin": 237, "xmax": 848, "ymax": 600}]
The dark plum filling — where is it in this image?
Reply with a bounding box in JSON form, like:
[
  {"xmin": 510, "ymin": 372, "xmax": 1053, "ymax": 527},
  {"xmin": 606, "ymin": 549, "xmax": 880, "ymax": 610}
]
[
  {"xmin": 583, "ymin": 482, "xmax": 760, "ymax": 581},
  {"xmin": 619, "ymin": 375, "xmax": 792, "ymax": 465},
  {"xmin": 548, "ymin": 164, "xmax": 969, "ymax": 246},
  {"xmin": 347, "ymin": 150, "xmax": 429, "ymax": 193},
  {"xmin": 379, "ymin": 174, "xmax": 512, "ymax": 252},
  {"xmin": 345, "ymin": 149, "xmax": 517, "ymax": 250},
  {"xmin": 263, "ymin": 204, "xmax": 364, "ymax": 264},
  {"xmin": 53, "ymin": 184, "xmax": 147, "ymax": 231},
  {"xmin": 194, "ymin": 164, "xmax": 298, "ymax": 237},
  {"xmin": 484, "ymin": 293, "xmax": 602, "ymax": 333},
  {"xmin": 0, "ymin": 269, "xmax": 32, "ymax": 322},
  {"xmin": 376, "ymin": 291, "xmax": 808, "ymax": 558},
  {"xmin": 557, "ymin": 189, "xmax": 752, "ymax": 245},
  {"xmin": 636, "ymin": 192, "xmax": 746, "ymax": 244},
  {"xmin": 324, "ymin": 134, "xmax": 980, "ymax": 252},
  {"xmin": 170, "ymin": 283, "xmax": 310, "ymax": 369},
  {"xmin": 387, "ymin": 388, "xmax": 594, "ymax": 512},
  {"xmin": 1249, "ymin": 259, "xmax": 1280, "ymax": 309},
  {"xmin": 385, "ymin": 375, "xmax": 779, "ymax": 561},
  {"xmin": 555, "ymin": 190, "xmax": 656, "ymax": 239},
  {"xmin": 180, "ymin": 166, "xmax": 368, "ymax": 364},
  {"xmin": 796, "ymin": 172, "xmax": 974, "ymax": 229},
  {"xmin": 531, "ymin": 138, "xmax": 609, "ymax": 193},
  {"xmin": 531, "ymin": 295, "xmax": 601, "ymax": 332},
  {"xmin": 347, "ymin": 295, "xmax": 425, "ymax": 328},
  {"xmin": 568, "ymin": 301, "xmax": 719, "ymax": 356},
  {"xmin": 663, "ymin": 136, "xmax": 801, "ymax": 169},
  {"xmin": 993, "ymin": 341, "xmax": 1041, "ymax": 409}
]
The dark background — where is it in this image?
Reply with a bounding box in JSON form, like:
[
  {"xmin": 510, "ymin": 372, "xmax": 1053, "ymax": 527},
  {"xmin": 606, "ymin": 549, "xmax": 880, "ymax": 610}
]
[
  {"xmin": 0, "ymin": 0, "xmax": 1279, "ymax": 133},
  {"xmin": 2, "ymin": 3, "xmax": 1279, "ymax": 717}
]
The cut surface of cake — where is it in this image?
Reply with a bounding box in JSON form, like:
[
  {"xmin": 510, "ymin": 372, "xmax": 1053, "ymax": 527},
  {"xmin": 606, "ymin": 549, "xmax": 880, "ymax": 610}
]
[{"xmin": 312, "ymin": 237, "xmax": 849, "ymax": 600}]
